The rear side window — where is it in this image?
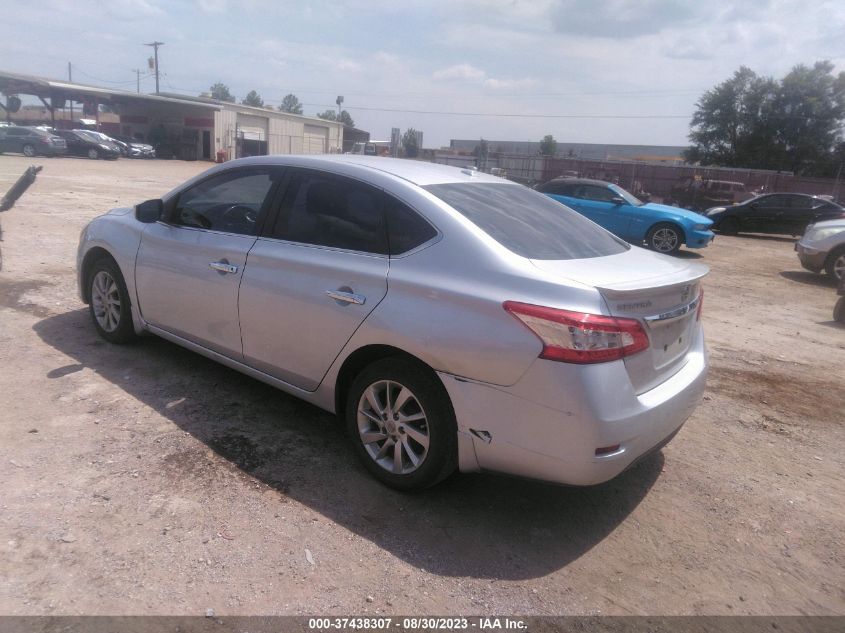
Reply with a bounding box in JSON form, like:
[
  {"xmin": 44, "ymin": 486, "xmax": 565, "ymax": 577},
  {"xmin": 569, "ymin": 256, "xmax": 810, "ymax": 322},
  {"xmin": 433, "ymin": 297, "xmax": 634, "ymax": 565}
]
[
  {"xmin": 384, "ymin": 196, "xmax": 437, "ymax": 255},
  {"xmin": 424, "ymin": 182, "xmax": 628, "ymax": 260},
  {"xmin": 271, "ymin": 171, "xmax": 388, "ymax": 254}
]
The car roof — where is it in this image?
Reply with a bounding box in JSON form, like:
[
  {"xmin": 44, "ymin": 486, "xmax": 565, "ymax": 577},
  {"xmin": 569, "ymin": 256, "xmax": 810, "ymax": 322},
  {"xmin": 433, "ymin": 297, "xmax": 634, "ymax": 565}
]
[
  {"xmin": 227, "ymin": 155, "xmax": 510, "ymax": 187},
  {"xmin": 546, "ymin": 177, "xmax": 612, "ymax": 187}
]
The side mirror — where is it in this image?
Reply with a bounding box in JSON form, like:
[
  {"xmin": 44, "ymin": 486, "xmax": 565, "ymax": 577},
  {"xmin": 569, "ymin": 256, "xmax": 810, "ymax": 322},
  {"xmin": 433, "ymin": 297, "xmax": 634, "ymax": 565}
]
[
  {"xmin": 135, "ymin": 199, "xmax": 163, "ymax": 223},
  {"xmin": 611, "ymin": 196, "xmax": 625, "ymax": 205}
]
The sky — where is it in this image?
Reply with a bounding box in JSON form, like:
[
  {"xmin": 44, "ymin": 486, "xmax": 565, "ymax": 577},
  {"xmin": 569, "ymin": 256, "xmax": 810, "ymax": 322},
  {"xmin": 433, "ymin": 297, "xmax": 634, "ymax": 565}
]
[{"xmin": 2, "ymin": 0, "xmax": 844, "ymax": 148}]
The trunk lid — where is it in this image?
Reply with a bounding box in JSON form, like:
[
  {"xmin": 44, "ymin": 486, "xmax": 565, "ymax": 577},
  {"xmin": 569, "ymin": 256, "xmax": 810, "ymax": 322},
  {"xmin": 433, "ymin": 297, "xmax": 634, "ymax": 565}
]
[{"xmin": 531, "ymin": 247, "xmax": 708, "ymax": 394}]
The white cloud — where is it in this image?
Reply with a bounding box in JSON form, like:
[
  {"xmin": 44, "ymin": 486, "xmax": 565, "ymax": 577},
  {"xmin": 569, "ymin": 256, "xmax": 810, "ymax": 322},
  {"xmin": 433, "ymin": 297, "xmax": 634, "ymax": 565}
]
[
  {"xmin": 197, "ymin": 0, "xmax": 226, "ymax": 13},
  {"xmin": 432, "ymin": 64, "xmax": 487, "ymax": 81}
]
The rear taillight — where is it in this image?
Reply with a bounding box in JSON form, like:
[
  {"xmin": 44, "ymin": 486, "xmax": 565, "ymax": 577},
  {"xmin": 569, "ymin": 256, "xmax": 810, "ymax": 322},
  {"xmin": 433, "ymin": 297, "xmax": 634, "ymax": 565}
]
[
  {"xmin": 503, "ymin": 301, "xmax": 649, "ymax": 364},
  {"xmin": 696, "ymin": 287, "xmax": 704, "ymax": 321}
]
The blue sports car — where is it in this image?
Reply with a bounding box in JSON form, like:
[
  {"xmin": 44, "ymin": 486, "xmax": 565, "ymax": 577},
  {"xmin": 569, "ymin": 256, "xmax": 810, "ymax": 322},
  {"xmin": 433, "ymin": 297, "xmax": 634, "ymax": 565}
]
[{"xmin": 538, "ymin": 178, "xmax": 715, "ymax": 254}]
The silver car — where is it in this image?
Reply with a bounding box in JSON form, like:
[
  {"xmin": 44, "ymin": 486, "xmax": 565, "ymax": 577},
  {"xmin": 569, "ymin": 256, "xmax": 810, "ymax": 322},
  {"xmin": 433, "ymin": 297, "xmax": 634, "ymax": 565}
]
[
  {"xmin": 77, "ymin": 156, "xmax": 708, "ymax": 490},
  {"xmin": 795, "ymin": 218, "xmax": 845, "ymax": 280}
]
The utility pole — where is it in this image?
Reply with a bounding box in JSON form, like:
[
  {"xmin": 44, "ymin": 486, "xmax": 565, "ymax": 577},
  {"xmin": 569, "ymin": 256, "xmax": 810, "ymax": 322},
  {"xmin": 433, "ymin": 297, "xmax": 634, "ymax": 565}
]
[
  {"xmin": 133, "ymin": 69, "xmax": 142, "ymax": 93},
  {"xmin": 336, "ymin": 95, "xmax": 343, "ymax": 121},
  {"xmin": 144, "ymin": 41, "xmax": 164, "ymax": 94}
]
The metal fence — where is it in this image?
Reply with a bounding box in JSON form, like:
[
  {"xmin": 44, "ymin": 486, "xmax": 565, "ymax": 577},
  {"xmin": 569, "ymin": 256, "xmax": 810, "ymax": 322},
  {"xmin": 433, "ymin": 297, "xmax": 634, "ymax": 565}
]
[{"xmin": 437, "ymin": 153, "xmax": 844, "ymax": 202}]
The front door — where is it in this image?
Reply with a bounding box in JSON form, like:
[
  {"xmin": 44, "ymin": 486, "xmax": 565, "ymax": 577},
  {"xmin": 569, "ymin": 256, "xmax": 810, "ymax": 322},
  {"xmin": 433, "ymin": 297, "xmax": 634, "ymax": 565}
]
[
  {"xmin": 574, "ymin": 184, "xmax": 633, "ymax": 238},
  {"xmin": 134, "ymin": 166, "xmax": 280, "ymax": 359},
  {"xmin": 239, "ymin": 169, "xmax": 390, "ymax": 391}
]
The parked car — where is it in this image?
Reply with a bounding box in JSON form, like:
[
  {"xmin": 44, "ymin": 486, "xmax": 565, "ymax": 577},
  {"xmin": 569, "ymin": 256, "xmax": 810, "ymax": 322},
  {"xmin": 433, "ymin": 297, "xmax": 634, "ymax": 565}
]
[
  {"xmin": 82, "ymin": 131, "xmax": 132, "ymax": 157},
  {"xmin": 706, "ymin": 193, "xmax": 845, "ymax": 236},
  {"xmin": 55, "ymin": 130, "xmax": 121, "ymax": 160},
  {"xmin": 110, "ymin": 134, "xmax": 156, "ymax": 159},
  {"xmin": 537, "ymin": 177, "xmax": 714, "ymax": 254},
  {"xmin": 668, "ymin": 179, "xmax": 752, "ymax": 211},
  {"xmin": 795, "ymin": 218, "xmax": 845, "ymax": 280},
  {"xmin": 0, "ymin": 125, "xmax": 67, "ymax": 157},
  {"xmin": 77, "ymin": 156, "xmax": 708, "ymax": 490}
]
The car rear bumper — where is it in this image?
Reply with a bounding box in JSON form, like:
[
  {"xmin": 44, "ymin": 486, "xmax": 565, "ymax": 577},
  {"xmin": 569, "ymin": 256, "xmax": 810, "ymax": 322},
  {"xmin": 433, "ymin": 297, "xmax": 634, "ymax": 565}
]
[
  {"xmin": 441, "ymin": 325, "xmax": 708, "ymax": 486},
  {"xmin": 686, "ymin": 229, "xmax": 715, "ymax": 249},
  {"xmin": 43, "ymin": 146, "xmax": 67, "ymax": 156},
  {"xmin": 795, "ymin": 241, "xmax": 827, "ymax": 272}
]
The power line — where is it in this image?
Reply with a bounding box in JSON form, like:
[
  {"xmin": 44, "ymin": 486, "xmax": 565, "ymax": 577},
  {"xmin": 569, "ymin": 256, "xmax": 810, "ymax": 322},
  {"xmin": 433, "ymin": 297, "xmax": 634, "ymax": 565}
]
[{"xmin": 299, "ymin": 104, "xmax": 692, "ymax": 119}]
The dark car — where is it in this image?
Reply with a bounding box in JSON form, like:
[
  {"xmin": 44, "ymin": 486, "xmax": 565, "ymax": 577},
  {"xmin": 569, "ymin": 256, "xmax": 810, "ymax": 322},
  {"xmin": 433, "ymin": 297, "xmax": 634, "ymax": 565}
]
[
  {"xmin": 55, "ymin": 130, "xmax": 121, "ymax": 160},
  {"xmin": 705, "ymin": 193, "xmax": 845, "ymax": 236},
  {"xmin": 668, "ymin": 179, "xmax": 752, "ymax": 211},
  {"xmin": 0, "ymin": 125, "xmax": 67, "ymax": 157}
]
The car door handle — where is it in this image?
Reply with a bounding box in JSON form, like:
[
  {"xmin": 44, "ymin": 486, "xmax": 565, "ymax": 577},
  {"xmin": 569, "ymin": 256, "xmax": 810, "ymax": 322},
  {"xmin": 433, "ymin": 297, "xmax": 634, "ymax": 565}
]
[
  {"xmin": 209, "ymin": 261, "xmax": 239, "ymax": 274},
  {"xmin": 325, "ymin": 290, "xmax": 366, "ymax": 305}
]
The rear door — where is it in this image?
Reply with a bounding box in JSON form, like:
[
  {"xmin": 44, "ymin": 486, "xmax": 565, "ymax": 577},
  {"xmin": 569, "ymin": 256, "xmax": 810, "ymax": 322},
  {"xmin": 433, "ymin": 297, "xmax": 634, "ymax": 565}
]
[
  {"xmin": 238, "ymin": 168, "xmax": 389, "ymax": 391},
  {"xmin": 743, "ymin": 194, "xmax": 788, "ymax": 233},
  {"xmin": 781, "ymin": 195, "xmax": 817, "ymax": 235},
  {"xmin": 134, "ymin": 166, "xmax": 280, "ymax": 359}
]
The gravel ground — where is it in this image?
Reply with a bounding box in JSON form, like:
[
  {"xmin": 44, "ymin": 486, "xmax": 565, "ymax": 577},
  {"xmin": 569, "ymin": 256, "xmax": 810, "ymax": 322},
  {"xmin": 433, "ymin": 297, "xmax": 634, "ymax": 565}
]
[{"xmin": 0, "ymin": 155, "xmax": 843, "ymax": 616}]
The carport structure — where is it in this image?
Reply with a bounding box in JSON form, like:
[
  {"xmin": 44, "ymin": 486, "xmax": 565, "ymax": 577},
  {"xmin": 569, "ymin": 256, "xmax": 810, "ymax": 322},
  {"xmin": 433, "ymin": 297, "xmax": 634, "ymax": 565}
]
[{"xmin": 0, "ymin": 69, "xmax": 342, "ymax": 160}]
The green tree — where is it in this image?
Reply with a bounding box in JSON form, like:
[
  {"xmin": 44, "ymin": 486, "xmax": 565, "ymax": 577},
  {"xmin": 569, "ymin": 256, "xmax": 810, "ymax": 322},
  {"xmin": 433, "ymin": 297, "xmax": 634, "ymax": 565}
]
[
  {"xmin": 279, "ymin": 93, "xmax": 303, "ymax": 114},
  {"xmin": 241, "ymin": 90, "xmax": 264, "ymax": 108},
  {"xmin": 316, "ymin": 109, "xmax": 355, "ymax": 128},
  {"xmin": 208, "ymin": 82, "xmax": 235, "ymax": 102},
  {"xmin": 539, "ymin": 134, "xmax": 557, "ymax": 156},
  {"xmin": 241, "ymin": 90, "xmax": 264, "ymax": 107},
  {"xmin": 686, "ymin": 62, "xmax": 845, "ymax": 175},
  {"xmin": 684, "ymin": 66, "xmax": 776, "ymax": 167},
  {"xmin": 402, "ymin": 128, "xmax": 419, "ymax": 158}
]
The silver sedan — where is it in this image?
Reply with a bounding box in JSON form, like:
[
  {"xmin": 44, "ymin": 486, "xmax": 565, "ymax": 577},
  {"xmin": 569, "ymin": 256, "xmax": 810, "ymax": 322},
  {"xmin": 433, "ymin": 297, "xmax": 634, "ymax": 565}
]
[{"xmin": 77, "ymin": 155, "xmax": 708, "ymax": 490}]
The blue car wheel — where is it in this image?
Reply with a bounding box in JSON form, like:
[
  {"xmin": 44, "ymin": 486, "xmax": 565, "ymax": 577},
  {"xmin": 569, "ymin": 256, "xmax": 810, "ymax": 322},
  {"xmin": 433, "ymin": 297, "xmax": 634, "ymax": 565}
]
[{"xmin": 646, "ymin": 223, "xmax": 683, "ymax": 254}]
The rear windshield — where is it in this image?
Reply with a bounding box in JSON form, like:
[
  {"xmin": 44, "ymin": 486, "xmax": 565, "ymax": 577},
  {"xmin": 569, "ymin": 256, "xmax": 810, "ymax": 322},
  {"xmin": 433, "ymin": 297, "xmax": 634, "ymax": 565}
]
[{"xmin": 424, "ymin": 182, "xmax": 629, "ymax": 260}]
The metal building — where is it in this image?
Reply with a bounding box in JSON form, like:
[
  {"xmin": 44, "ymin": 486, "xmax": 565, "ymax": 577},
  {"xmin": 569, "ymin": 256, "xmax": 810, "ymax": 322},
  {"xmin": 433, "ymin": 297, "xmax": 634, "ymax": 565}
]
[{"xmin": 0, "ymin": 70, "xmax": 343, "ymax": 160}]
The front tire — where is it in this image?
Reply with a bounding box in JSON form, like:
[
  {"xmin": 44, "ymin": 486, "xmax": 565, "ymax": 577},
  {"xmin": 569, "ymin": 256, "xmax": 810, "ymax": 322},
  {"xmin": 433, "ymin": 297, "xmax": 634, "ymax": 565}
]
[
  {"xmin": 345, "ymin": 358, "xmax": 457, "ymax": 490},
  {"xmin": 87, "ymin": 148, "xmax": 99, "ymax": 160},
  {"xmin": 22, "ymin": 144, "xmax": 36, "ymax": 157},
  {"xmin": 824, "ymin": 246, "xmax": 845, "ymax": 281},
  {"xmin": 87, "ymin": 258, "xmax": 136, "ymax": 344},
  {"xmin": 646, "ymin": 223, "xmax": 683, "ymax": 254}
]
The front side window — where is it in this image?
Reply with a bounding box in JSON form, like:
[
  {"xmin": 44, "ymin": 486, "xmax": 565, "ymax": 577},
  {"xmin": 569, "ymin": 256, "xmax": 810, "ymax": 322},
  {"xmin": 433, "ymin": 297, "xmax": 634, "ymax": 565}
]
[
  {"xmin": 171, "ymin": 169, "xmax": 276, "ymax": 235},
  {"xmin": 270, "ymin": 171, "xmax": 387, "ymax": 254},
  {"xmin": 424, "ymin": 182, "xmax": 628, "ymax": 260},
  {"xmin": 579, "ymin": 185, "xmax": 618, "ymax": 202}
]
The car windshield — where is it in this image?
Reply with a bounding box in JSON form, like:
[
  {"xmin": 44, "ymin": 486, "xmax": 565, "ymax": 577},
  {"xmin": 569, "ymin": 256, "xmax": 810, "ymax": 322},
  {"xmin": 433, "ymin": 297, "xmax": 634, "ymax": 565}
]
[
  {"xmin": 608, "ymin": 184, "xmax": 644, "ymax": 206},
  {"xmin": 424, "ymin": 182, "xmax": 629, "ymax": 260}
]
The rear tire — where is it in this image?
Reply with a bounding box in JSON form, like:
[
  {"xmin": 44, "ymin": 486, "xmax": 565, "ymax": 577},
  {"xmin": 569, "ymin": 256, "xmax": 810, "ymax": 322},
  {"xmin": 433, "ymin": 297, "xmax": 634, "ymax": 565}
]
[
  {"xmin": 87, "ymin": 258, "xmax": 137, "ymax": 344},
  {"xmin": 22, "ymin": 144, "xmax": 36, "ymax": 157},
  {"xmin": 824, "ymin": 246, "xmax": 845, "ymax": 281},
  {"xmin": 345, "ymin": 357, "xmax": 457, "ymax": 491},
  {"xmin": 646, "ymin": 223, "xmax": 683, "ymax": 254},
  {"xmin": 718, "ymin": 217, "xmax": 739, "ymax": 235}
]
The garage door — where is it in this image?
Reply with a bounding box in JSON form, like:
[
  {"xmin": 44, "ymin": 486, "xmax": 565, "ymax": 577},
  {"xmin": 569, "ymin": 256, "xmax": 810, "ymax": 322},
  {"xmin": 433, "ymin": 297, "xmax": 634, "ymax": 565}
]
[{"xmin": 303, "ymin": 124, "xmax": 328, "ymax": 154}]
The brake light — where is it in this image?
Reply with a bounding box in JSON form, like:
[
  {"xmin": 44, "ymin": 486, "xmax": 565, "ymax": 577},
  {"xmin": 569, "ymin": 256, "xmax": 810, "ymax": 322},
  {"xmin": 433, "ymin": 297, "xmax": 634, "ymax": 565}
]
[
  {"xmin": 503, "ymin": 301, "xmax": 649, "ymax": 364},
  {"xmin": 696, "ymin": 287, "xmax": 704, "ymax": 321}
]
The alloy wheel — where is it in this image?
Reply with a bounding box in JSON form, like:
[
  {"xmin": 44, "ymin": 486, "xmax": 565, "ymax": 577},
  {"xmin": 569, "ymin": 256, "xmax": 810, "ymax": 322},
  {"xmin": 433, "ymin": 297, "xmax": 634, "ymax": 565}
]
[
  {"xmin": 651, "ymin": 228, "xmax": 679, "ymax": 253},
  {"xmin": 356, "ymin": 380, "xmax": 429, "ymax": 475},
  {"xmin": 91, "ymin": 270, "xmax": 122, "ymax": 333},
  {"xmin": 22, "ymin": 144, "xmax": 35, "ymax": 157}
]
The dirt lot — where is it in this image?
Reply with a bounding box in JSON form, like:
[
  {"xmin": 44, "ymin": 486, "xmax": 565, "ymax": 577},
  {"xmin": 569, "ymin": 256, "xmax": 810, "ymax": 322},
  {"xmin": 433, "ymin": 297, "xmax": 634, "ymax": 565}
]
[{"xmin": 0, "ymin": 155, "xmax": 843, "ymax": 616}]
